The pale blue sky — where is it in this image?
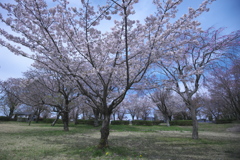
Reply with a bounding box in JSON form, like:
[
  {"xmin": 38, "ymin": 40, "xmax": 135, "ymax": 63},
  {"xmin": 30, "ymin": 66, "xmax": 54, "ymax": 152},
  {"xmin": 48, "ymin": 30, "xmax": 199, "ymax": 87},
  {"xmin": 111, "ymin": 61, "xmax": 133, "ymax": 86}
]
[{"xmin": 0, "ymin": 0, "xmax": 239, "ymax": 81}]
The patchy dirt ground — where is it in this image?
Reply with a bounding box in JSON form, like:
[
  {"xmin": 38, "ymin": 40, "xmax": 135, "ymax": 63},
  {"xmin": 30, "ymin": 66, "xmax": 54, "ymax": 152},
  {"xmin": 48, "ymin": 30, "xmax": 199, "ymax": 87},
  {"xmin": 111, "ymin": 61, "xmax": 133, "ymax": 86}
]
[
  {"xmin": 226, "ymin": 124, "xmax": 240, "ymax": 132},
  {"xmin": 1, "ymin": 122, "xmax": 240, "ymax": 160}
]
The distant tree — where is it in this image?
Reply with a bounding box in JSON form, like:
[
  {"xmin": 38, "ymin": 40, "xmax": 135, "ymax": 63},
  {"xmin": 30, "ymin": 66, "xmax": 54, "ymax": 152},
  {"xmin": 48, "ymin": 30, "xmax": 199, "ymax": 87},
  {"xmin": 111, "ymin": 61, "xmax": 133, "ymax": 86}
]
[
  {"xmin": 69, "ymin": 96, "xmax": 90, "ymax": 124},
  {"xmin": 150, "ymin": 87, "xmax": 174, "ymax": 126},
  {"xmin": 23, "ymin": 69, "xmax": 80, "ymax": 131},
  {"xmin": 199, "ymin": 96, "xmax": 219, "ymax": 121},
  {"xmin": 125, "ymin": 94, "xmax": 140, "ymax": 120},
  {"xmin": 138, "ymin": 97, "xmax": 153, "ymax": 120},
  {"xmin": 124, "ymin": 94, "xmax": 152, "ymax": 120},
  {"xmin": 116, "ymin": 102, "xmax": 127, "ymax": 121},
  {"xmin": 20, "ymin": 77, "xmax": 49, "ymax": 123},
  {"xmin": 151, "ymin": 87, "xmax": 187, "ymax": 123},
  {"xmin": 207, "ymin": 58, "xmax": 240, "ymax": 120},
  {"xmin": 0, "ymin": 78, "xmax": 23, "ymax": 118},
  {"xmin": 41, "ymin": 108, "xmax": 52, "ymax": 119}
]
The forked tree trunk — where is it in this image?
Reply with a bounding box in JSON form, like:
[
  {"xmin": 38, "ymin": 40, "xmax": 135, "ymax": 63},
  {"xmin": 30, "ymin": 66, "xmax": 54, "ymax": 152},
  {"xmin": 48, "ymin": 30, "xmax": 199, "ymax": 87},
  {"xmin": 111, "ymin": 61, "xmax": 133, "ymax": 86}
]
[
  {"xmin": 51, "ymin": 112, "xmax": 60, "ymax": 126},
  {"xmin": 131, "ymin": 115, "xmax": 135, "ymax": 121},
  {"xmin": 190, "ymin": 107, "xmax": 198, "ymax": 139},
  {"xmin": 8, "ymin": 108, "xmax": 14, "ymax": 119},
  {"xmin": 98, "ymin": 113, "xmax": 111, "ymax": 149}
]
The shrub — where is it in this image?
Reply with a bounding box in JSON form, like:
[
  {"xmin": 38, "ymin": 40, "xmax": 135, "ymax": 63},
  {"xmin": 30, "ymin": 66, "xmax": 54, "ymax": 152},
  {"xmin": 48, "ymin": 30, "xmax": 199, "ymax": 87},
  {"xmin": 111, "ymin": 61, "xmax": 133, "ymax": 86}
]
[
  {"xmin": 76, "ymin": 119, "xmax": 88, "ymax": 124},
  {"xmin": 132, "ymin": 120, "xmax": 153, "ymax": 126},
  {"xmin": 145, "ymin": 121, "xmax": 154, "ymax": 126},
  {"xmin": 38, "ymin": 118, "xmax": 44, "ymax": 121},
  {"xmin": 215, "ymin": 119, "xmax": 233, "ymax": 124},
  {"xmin": 76, "ymin": 119, "xmax": 102, "ymax": 126},
  {"xmin": 17, "ymin": 117, "xmax": 28, "ymax": 122},
  {"xmin": 85, "ymin": 120, "xmax": 95, "ymax": 125},
  {"xmin": 152, "ymin": 121, "xmax": 163, "ymax": 125},
  {"xmin": 42, "ymin": 118, "xmax": 54, "ymax": 123},
  {"xmin": 111, "ymin": 120, "xmax": 129, "ymax": 125},
  {"xmin": 170, "ymin": 120, "xmax": 192, "ymax": 126},
  {"xmin": 0, "ymin": 116, "xmax": 11, "ymax": 121}
]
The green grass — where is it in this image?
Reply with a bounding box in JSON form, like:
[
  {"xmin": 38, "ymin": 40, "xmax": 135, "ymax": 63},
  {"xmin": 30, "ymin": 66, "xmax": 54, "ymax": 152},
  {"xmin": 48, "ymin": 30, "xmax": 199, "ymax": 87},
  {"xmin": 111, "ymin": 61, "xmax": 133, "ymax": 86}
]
[
  {"xmin": 0, "ymin": 121, "xmax": 239, "ymax": 160},
  {"xmin": 110, "ymin": 124, "xmax": 192, "ymax": 132}
]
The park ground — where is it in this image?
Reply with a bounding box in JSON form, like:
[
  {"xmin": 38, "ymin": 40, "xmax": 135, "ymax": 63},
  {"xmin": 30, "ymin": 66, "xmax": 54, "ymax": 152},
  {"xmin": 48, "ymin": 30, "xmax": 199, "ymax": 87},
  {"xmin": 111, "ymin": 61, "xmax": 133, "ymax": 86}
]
[{"xmin": 0, "ymin": 121, "xmax": 240, "ymax": 160}]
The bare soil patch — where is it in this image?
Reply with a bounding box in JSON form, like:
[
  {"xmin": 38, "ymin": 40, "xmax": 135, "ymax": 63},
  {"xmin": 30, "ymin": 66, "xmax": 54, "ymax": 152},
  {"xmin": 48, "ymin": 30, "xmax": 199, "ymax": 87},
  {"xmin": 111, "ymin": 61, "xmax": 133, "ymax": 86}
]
[{"xmin": 226, "ymin": 124, "xmax": 240, "ymax": 132}]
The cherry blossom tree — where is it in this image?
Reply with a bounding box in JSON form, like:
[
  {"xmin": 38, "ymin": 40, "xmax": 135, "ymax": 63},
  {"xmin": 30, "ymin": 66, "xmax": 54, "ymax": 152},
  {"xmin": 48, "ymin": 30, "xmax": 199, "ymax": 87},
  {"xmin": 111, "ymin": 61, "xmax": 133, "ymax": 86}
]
[
  {"xmin": 207, "ymin": 58, "xmax": 240, "ymax": 120},
  {"xmin": 69, "ymin": 96, "xmax": 91, "ymax": 124},
  {"xmin": 0, "ymin": 78, "xmax": 23, "ymax": 118},
  {"xmin": 150, "ymin": 87, "xmax": 175, "ymax": 126},
  {"xmin": 138, "ymin": 97, "xmax": 153, "ymax": 120},
  {"xmin": 20, "ymin": 74, "xmax": 50, "ymax": 123},
  {"xmin": 23, "ymin": 69, "xmax": 80, "ymax": 131},
  {"xmin": 115, "ymin": 101, "xmax": 127, "ymax": 121},
  {"xmin": 155, "ymin": 27, "xmax": 240, "ymax": 139},
  {"xmin": 124, "ymin": 94, "xmax": 151, "ymax": 120},
  {"xmin": 0, "ymin": 0, "xmax": 218, "ymax": 148},
  {"xmin": 124, "ymin": 94, "xmax": 140, "ymax": 120}
]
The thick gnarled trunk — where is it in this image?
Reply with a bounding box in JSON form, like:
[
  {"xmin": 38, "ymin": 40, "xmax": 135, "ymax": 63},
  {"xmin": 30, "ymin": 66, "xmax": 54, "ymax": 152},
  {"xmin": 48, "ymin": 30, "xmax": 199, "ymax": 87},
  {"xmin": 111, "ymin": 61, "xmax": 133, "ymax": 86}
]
[{"xmin": 98, "ymin": 113, "xmax": 111, "ymax": 149}]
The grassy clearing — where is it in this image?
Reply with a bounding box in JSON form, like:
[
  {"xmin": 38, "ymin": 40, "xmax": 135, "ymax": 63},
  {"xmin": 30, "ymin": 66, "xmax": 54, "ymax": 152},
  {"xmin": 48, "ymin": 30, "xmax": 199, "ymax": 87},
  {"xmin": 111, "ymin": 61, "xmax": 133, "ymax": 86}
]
[{"xmin": 0, "ymin": 121, "xmax": 239, "ymax": 160}]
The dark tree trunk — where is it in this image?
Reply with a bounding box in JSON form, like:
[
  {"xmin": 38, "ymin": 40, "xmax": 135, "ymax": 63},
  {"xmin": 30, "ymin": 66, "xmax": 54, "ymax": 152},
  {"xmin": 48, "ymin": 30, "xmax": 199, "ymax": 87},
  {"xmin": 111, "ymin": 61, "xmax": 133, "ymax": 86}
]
[
  {"xmin": 131, "ymin": 115, "xmax": 135, "ymax": 121},
  {"xmin": 118, "ymin": 115, "xmax": 123, "ymax": 121},
  {"xmin": 93, "ymin": 108, "xmax": 100, "ymax": 127},
  {"xmin": 98, "ymin": 113, "xmax": 111, "ymax": 149},
  {"xmin": 62, "ymin": 111, "xmax": 69, "ymax": 131},
  {"xmin": 8, "ymin": 107, "xmax": 15, "ymax": 118},
  {"xmin": 190, "ymin": 107, "xmax": 198, "ymax": 139},
  {"xmin": 51, "ymin": 112, "xmax": 60, "ymax": 126},
  {"xmin": 28, "ymin": 114, "xmax": 34, "ymax": 126},
  {"xmin": 74, "ymin": 112, "xmax": 79, "ymax": 125},
  {"xmin": 28, "ymin": 120, "xmax": 32, "ymax": 126},
  {"xmin": 82, "ymin": 111, "xmax": 85, "ymax": 120},
  {"xmin": 112, "ymin": 113, "xmax": 116, "ymax": 121},
  {"xmin": 36, "ymin": 111, "xmax": 41, "ymax": 123},
  {"xmin": 165, "ymin": 115, "xmax": 170, "ymax": 127}
]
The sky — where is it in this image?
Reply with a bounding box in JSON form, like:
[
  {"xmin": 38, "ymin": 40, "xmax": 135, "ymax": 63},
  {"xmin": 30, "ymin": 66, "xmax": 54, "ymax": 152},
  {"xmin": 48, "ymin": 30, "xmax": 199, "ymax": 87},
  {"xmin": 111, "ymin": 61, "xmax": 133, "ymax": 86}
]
[{"xmin": 0, "ymin": 0, "xmax": 239, "ymax": 81}]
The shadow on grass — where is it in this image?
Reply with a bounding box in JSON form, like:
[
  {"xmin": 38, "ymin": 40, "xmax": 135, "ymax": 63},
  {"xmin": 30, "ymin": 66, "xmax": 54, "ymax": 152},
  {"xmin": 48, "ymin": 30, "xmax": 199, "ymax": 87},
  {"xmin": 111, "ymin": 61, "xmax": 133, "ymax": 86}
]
[{"xmin": 39, "ymin": 131, "xmax": 239, "ymax": 160}]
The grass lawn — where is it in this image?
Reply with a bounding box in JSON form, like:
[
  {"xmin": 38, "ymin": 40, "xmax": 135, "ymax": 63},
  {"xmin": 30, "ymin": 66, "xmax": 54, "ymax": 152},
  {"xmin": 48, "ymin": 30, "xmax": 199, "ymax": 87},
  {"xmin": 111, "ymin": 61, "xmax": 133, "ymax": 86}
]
[{"xmin": 0, "ymin": 121, "xmax": 239, "ymax": 160}]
